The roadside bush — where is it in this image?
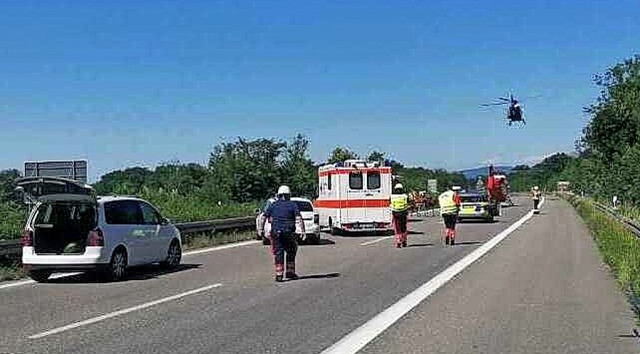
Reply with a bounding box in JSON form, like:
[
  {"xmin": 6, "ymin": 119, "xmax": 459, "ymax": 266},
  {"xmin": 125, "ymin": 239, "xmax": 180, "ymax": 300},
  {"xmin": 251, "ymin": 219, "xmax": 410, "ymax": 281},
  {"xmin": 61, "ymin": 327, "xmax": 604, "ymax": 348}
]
[
  {"xmin": 137, "ymin": 189, "xmax": 257, "ymax": 223},
  {"xmin": 0, "ymin": 202, "xmax": 27, "ymax": 240}
]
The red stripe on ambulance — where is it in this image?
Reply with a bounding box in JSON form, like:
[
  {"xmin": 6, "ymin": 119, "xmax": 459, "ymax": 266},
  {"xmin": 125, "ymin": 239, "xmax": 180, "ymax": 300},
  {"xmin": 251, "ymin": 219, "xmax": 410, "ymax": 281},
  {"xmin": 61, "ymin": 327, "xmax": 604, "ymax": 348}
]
[{"xmin": 314, "ymin": 199, "xmax": 390, "ymax": 209}]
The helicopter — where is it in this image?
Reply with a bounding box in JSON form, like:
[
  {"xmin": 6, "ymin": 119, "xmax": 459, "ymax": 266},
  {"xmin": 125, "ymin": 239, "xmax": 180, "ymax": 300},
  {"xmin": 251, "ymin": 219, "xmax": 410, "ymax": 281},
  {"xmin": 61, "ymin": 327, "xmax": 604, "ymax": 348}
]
[{"xmin": 481, "ymin": 93, "xmax": 537, "ymax": 126}]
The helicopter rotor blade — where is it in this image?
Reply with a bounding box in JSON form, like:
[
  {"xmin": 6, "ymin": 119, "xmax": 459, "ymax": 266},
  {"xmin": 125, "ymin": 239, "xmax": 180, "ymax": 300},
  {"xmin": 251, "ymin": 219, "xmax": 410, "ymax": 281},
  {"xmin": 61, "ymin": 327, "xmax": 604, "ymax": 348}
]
[{"xmin": 480, "ymin": 102, "xmax": 508, "ymax": 107}]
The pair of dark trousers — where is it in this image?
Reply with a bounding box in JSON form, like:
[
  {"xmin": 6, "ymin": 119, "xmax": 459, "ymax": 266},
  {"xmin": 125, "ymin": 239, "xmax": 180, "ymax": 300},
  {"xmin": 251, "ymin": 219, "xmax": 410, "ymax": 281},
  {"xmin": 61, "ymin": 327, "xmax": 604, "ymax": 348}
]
[{"xmin": 271, "ymin": 230, "xmax": 298, "ymax": 276}]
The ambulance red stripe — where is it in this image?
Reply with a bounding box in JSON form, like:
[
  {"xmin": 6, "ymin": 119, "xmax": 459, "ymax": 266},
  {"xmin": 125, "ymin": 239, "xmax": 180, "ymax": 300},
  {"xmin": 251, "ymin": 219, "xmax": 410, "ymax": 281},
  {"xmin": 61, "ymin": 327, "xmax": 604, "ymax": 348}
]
[{"xmin": 314, "ymin": 199, "xmax": 390, "ymax": 208}]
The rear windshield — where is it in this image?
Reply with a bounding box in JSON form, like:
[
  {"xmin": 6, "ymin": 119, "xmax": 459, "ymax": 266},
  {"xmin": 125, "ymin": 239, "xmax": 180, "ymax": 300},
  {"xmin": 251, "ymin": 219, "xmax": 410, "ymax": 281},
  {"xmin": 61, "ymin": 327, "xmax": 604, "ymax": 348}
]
[
  {"xmin": 294, "ymin": 201, "xmax": 314, "ymax": 212},
  {"xmin": 34, "ymin": 202, "xmax": 97, "ymax": 227},
  {"xmin": 460, "ymin": 195, "xmax": 485, "ymax": 203}
]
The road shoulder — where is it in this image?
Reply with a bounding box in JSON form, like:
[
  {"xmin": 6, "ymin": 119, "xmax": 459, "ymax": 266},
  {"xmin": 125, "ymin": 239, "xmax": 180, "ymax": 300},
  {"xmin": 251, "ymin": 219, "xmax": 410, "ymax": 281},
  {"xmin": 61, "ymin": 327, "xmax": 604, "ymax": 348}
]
[{"xmin": 362, "ymin": 198, "xmax": 638, "ymax": 354}]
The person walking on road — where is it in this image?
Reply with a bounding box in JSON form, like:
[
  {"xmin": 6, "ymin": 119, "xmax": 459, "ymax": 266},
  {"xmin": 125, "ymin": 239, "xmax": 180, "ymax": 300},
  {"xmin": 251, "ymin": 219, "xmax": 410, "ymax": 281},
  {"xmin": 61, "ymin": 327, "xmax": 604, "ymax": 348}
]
[
  {"xmin": 261, "ymin": 185, "xmax": 305, "ymax": 282},
  {"xmin": 439, "ymin": 186, "xmax": 461, "ymax": 246},
  {"xmin": 531, "ymin": 186, "xmax": 541, "ymax": 213},
  {"xmin": 390, "ymin": 183, "xmax": 410, "ymax": 248}
]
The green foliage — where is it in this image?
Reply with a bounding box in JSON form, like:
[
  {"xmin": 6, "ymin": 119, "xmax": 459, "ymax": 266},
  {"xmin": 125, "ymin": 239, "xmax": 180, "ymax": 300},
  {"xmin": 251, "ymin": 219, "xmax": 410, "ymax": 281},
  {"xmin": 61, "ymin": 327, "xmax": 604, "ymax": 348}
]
[
  {"xmin": 508, "ymin": 153, "xmax": 576, "ymax": 192},
  {"xmin": 391, "ymin": 161, "xmax": 467, "ymax": 195},
  {"xmin": 580, "ymin": 55, "xmax": 640, "ymax": 160},
  {"xmin": 0, "ymin": 201, "xmax": 26, "ymax": 239},
  {"xmin": 367, "ymin": 151, "xmax": 386, "ymax": 162},
  {"xmin": 0, "ymin": 170, "xmax": 26, "ymax": 239},
  {"xmin": 327, "ymin": 146, "xmax": 359, "ymax": 164}
]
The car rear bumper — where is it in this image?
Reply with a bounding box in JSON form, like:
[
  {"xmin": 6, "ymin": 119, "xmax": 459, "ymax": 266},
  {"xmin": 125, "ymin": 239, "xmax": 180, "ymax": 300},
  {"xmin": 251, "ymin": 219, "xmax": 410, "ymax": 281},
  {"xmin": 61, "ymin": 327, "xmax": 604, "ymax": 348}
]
[
  {"xmin": 23, "ymin": 263, "xmax": 109, "ymax": 272},
  {"xmin": 458, "ymin": 213, "xmax": 492, "ymax": 219},
  {"xmin": 22, "ymin": 246, "xmax": 109, "ymax": 266}
]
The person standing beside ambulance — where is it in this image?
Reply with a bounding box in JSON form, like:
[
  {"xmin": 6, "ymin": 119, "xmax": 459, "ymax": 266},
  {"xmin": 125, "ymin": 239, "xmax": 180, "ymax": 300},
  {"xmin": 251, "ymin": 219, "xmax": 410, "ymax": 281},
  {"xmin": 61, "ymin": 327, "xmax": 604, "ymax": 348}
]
[
  {"xmin": 390, "ymin": 183, "xmax": 410, "ymax": 248},
  {"xmin": 439, "ymin": 186, "xmax": 461, "ymax": 246}
]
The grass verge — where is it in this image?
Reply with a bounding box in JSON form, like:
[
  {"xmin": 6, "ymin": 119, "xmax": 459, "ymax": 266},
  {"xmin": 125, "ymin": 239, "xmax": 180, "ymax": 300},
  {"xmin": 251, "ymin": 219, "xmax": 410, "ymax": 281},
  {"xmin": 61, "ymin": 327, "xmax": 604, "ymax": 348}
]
[
  {"xmin": 0, "ymin": 229, "xmax": 257, "ymax": 282},
  {"xmin": 565, "ymin": 194, "xmax": 640, "ymax": 324}
]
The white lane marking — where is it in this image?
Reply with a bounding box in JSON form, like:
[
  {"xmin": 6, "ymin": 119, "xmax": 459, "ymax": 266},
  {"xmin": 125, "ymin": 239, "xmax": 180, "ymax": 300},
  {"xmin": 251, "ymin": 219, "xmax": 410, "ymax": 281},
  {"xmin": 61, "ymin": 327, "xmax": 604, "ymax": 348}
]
[
  {"xmin": 320, "ymin": 198, "xmax": 544, "ymax": 354},
  {"xmin": 0, "ymin": 272, "xmax": 83, "ymax": 290},
  {"xmin": 183, "ymin": 240, "xmax": 260, "ymax": 256},
  {"xmin": 1, "ymin": 240, "xmax": 260, "ymax": 290},
  {"xmin": 360, "ymin": 236, "xmax": 394, "ymax": 246},
  {"xmin": 29, "ymin": 283, "xmax": 223, "ymax": 339}
]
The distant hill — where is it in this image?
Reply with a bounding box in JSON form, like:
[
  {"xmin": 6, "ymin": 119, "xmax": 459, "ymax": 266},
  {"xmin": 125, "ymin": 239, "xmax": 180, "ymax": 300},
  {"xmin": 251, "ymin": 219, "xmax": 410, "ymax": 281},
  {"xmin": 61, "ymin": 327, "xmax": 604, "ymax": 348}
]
[{"xmin": 459, "ymin": 165, "xmax": 514, "ymax": 180}]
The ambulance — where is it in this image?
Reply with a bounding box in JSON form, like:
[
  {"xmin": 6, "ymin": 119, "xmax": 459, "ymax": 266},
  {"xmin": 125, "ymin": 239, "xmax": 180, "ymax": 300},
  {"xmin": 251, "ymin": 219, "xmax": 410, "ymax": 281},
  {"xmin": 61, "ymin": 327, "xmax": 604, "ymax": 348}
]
[{"xmin": 314, "ymin": 159, "xmax": 393, "ymax": 234}]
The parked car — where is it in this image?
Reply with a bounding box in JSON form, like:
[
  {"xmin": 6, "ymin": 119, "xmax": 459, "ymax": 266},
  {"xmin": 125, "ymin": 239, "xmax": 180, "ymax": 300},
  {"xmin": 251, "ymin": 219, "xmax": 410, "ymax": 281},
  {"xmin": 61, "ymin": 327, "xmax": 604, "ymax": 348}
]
[
  {"xmin": 457, "ymin": 192, "xmax": 494, "ymax": 222},
  {"xmin": 17, "ymin": 177, "xmax": 183, "ymax": 282},
  {"xmin": 255, "ymin": 197, "xmax": 321, "ymax": 245}
]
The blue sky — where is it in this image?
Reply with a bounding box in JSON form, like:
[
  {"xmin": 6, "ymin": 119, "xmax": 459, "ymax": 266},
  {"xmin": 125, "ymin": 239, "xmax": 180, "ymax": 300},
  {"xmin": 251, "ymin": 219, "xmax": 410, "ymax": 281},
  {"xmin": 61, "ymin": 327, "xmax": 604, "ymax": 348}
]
[{"xmin": 1, "ymin": 0, "xmax": 638, "ymax": 181}]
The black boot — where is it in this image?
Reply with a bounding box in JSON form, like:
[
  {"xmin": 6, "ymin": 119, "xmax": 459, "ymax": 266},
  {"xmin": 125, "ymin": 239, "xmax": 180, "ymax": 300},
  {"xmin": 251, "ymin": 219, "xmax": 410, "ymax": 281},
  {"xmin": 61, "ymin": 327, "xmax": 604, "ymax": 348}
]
[
  {"xmin": 275, "ymin": 275, "xmax": 284, "ymax": 282},
  {"xmin": 286, "ymin": 272, "xmax": 298, "ymax": 280}
]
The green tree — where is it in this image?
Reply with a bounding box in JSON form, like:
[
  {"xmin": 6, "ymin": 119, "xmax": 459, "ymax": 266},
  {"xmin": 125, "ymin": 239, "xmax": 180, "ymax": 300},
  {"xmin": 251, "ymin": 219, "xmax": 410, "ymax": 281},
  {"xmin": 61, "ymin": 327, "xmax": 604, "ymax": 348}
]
[
  {"xmin": 367, "ymin": 151, "xmax": 386, "ymax": 163},
  {"xmin": 327, "ymin": 147, "xmax": 359, "ymax": 164},
  {"xmin": 209, "ymin": 137, "xmax": 287, "ymax": 202},
  {"xmin": 280, "ymin": 134, "xmax": 317, "ymax": 198},
  {"xmin": 580, "ymin": 55, "xmax": 640, "ymax": 161}
]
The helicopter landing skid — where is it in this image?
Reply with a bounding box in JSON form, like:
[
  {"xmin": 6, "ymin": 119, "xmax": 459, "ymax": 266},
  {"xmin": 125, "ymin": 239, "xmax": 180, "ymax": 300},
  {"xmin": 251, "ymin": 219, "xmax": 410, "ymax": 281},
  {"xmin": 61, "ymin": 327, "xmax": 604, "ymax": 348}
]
[{"xmin": 507, "ymin": 119, "xmax": 526, "ymax": 127}]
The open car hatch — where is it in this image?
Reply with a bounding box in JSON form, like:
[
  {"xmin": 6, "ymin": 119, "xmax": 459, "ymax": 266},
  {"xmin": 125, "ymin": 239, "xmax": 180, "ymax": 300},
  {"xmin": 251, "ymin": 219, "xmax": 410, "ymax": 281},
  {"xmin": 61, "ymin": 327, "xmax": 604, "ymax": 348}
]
[{"xmin": 15, "ymin": 176, "xmax": 96, "ymax": 203}]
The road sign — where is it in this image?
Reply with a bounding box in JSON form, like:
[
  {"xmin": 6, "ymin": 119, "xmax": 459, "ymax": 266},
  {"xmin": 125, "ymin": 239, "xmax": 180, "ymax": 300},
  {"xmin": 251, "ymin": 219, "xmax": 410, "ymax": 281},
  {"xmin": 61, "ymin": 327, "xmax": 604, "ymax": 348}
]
[
  {"xmin": 427, "ymin": 179, "xmax": 437, "ymax": 194},
  {"xmin": 24, "ymin": 160, "xmax": 88, "ymax": 183}
]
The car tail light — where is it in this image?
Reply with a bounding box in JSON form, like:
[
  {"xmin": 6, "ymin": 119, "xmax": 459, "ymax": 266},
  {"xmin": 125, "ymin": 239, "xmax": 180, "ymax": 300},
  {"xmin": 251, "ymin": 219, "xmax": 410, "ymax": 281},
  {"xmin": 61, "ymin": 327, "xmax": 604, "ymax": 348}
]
[
  {"xmin": 21, "ymin": 230, "xmax": 33, "ymax": 247},
  {"xmin": 314, "ymin": 214, "xmax": 319, "ymax": 224},
  {"xmin": 87, "ymin": 228, "xmax": 104, "ymax": 247}
]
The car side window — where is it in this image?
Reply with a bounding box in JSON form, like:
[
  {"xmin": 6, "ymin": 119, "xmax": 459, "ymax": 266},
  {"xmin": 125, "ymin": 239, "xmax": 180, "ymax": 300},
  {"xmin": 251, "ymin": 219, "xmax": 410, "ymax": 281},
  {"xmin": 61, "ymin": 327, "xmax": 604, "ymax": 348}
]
[
  {"xmin": 139, "ymin": 202, "xmax": 161, "ymax": 225},
  {"xmin": 105, "ymin": 201, "xmax": 143, "ymax": 225}
]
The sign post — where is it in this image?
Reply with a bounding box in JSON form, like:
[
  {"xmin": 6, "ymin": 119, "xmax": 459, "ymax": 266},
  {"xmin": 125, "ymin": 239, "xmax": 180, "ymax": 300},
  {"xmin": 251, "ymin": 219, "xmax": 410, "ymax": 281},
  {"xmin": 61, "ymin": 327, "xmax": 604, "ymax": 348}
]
[{"xmin": 427, "ymin": 179, "xmax": 438, "ymax": 194}]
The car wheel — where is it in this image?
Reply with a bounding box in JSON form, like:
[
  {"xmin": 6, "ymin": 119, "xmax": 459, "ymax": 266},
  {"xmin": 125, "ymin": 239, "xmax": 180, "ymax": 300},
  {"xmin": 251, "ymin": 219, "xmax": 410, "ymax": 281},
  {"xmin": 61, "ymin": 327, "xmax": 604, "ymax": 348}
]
[
  {"xmin": 107, "ymin": 248, "xmax": 128, "ymax": 281},
  {"xmin": 160, "ymin": 240, "xmax": 182, "ymax": 269},
  {"xmin": 28, "ymin": 270, "xmax": 52, "ymax": 283}
]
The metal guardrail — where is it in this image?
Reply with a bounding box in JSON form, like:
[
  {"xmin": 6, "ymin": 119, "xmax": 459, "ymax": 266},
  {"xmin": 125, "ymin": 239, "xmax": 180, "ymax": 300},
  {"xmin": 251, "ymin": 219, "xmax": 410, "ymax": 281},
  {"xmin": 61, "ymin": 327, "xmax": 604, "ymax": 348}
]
[
  {"xmin": 0, "ymin": 216, "xmax": 256, "ymax": 258},
  {"xmin": 592, "ymin": 201, "xmax": 640, "ymax": 237}
]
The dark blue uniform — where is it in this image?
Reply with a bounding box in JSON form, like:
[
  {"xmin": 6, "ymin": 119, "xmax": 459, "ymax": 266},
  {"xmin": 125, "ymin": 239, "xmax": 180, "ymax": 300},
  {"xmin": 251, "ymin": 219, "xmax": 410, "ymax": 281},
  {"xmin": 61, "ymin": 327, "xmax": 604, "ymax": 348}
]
[{"xmin": 264, "ymin": 199, "xmax": 300, "ymax": 279}]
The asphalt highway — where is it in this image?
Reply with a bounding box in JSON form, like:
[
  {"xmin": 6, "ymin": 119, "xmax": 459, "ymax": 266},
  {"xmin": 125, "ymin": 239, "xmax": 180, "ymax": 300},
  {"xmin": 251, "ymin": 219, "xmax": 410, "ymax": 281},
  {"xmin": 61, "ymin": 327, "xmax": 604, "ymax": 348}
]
[{"xmin": 1, "ymin": 197, "xmax": 636, "ymax": 354}]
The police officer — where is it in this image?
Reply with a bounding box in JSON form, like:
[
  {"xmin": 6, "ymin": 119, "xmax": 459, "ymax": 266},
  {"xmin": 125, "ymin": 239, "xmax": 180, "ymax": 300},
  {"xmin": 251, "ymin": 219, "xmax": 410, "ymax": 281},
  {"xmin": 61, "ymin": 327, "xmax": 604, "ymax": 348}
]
[
  {"xmin": 439, "ymin": 185, "xmax": 461, "ymax": 246},
  {"xmin": 390, "ymin": 183, "xmax": 410, "ymax": 248},
  {"xmin": 261, "ymin": 185, "xmax": 305, "ymax": 282}
]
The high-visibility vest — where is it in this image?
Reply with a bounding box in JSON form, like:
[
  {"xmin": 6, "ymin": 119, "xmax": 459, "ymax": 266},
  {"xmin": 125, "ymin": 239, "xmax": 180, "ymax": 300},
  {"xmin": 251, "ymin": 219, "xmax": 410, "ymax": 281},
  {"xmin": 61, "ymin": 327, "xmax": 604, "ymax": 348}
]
[
  {"xmin": 390, "ymin": 194, "xmax": 409, "ymax": 212},
  {"xmin": 439, "ymin": 190, "xmax": 458, "ymax": 215}
]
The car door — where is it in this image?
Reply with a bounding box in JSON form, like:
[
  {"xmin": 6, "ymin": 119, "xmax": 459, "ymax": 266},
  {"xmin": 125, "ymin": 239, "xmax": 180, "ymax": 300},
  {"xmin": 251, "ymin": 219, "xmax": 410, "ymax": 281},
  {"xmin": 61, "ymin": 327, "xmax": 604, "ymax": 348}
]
[
  {"xmin": 138, "ymin": 201, "xmax": 171, "ymax": 262},
  {"xmin": 105, "ymin": 200, "xmax": 157, "ymax": 265}
]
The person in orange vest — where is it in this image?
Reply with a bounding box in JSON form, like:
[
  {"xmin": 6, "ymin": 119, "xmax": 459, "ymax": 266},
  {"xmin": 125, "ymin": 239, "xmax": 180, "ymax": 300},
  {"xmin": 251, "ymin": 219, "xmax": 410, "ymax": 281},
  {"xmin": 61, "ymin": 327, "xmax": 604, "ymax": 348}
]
[{"xmin": 439, "ymin": 186, "xmax": 461, "ymax": 245}]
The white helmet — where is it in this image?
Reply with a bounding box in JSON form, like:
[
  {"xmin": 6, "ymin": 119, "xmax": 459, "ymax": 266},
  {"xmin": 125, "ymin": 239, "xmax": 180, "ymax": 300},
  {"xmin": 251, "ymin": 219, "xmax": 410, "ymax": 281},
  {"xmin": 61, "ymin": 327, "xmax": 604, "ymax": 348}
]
[
  {"xmin": 534, "ymin": 186, "xmax": 539, "ymax": 190},
  {"xmin": 394, "ymin": 183, "xmax": 404, "ymax": 190},
  {"xmin": 277, "ymin": 185, "xmax": 291, "ymax": 195}
]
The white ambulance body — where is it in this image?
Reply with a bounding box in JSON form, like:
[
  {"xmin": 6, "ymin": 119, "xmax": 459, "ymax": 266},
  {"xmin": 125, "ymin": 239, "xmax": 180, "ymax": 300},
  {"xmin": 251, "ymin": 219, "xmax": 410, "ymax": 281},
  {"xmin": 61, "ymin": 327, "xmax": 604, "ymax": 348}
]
[{"xmin": 314, "ymin": 160, "xmax": 393, "ymax": 233}]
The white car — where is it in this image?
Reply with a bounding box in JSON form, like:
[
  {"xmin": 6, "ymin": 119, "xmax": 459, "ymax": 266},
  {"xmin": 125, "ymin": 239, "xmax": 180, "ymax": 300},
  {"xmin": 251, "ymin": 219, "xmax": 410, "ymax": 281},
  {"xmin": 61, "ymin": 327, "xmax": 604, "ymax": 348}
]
[
  {"xmin": 17, "ymin": 177, "xmax": 182, "ymax": 282},
  {"xmin": 255, "ymin": 197, "xmax": 321, "ymax": 245}
]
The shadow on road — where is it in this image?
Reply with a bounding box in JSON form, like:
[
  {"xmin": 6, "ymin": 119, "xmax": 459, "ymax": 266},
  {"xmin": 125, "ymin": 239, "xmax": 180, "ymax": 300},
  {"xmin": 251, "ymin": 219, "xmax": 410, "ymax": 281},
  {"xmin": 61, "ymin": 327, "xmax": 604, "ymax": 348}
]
[
  {"xmin": 304, "ymin": 239, "xmax": 336, "ymax": 246},
  {"xmin": 453, "ymin": 241, "xmax": 483, "ymax": 246},
  {"xmin": 292, "ymin": 272, "xmax": 341, "ymax": 281},
  {"xmin": 46, "ymin": 263, "xmax": 202, "ymax": 284},
  {"xmin": 459, "ymin": 219, "xmax": 499, "ymax": 224},
  {"xmin": 407, "ymin": 243, "xmax": 434, "ymax": 248},
  {"xmin": 408, "ymin": 230, "xmax": 425, "ymax": 235}
]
